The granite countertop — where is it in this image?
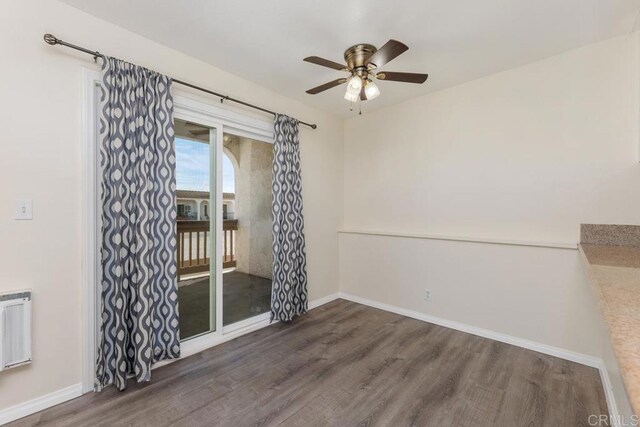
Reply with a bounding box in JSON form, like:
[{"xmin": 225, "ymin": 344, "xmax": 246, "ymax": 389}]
[{"xmin": 579, "ymin": 243, "xmax": 640, "ymax": 414}]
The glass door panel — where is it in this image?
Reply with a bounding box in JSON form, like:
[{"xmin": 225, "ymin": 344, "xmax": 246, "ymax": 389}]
[
  {"xmin": 222, "ymin": 133, "xmax": 273, "ymax": 326},
  {"xmin": 174, "ymin": 118, "xmax": 216, "ymax": 340}
]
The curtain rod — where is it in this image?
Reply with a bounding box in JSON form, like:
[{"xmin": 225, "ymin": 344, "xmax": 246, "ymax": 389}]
[{"xmin": 43, "ymin": 34, "xmax": 318, "ymax": 130}]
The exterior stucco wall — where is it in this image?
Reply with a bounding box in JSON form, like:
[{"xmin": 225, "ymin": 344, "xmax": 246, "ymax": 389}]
[{"xmin": 233, "ymin": 137, "xmax": 273, "ymax": 279}]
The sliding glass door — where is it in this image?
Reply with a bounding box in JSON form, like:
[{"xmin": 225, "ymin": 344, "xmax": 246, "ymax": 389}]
[{"xmin": 173, "ymin": 108, "xmax": 274, "ymax": 340}]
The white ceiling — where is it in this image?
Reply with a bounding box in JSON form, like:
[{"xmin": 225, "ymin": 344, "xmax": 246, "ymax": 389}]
[{"xmin": 60, "ymin": 0, "xmax": 640, "ymax": 117}]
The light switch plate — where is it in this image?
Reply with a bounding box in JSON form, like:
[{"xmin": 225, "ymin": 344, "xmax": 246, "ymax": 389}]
[{"xmin": 15, "ymin": 200, "xmax": 33, "ymax": 220}]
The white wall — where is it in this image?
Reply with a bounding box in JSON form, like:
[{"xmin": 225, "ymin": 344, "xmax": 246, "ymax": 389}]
[
  {"xmin": 0, "ymin": 0, "xmax": 343, "ymax": 411},
  {"xmin": 340, "ymin": 33, "xmax": 640, "ymax": 413},
  {"xmin": 344, "ymin": 34, "xmax": 640, "ymax": 243},
  {"xmin": 340, "ymin": 234, "xmax": 602, "ymax": 355}
]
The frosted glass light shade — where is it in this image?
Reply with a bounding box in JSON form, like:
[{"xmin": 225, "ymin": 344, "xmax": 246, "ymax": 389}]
[
  {"xmin": 344, "ymin": 88, "xmax": 359, "ymax": 102},
  {"xmin": 347, "ymin": 76, "xmax": 363, "ymax": 91},
  {"xmin": 364, "ymin": 81, "xmax": 380, "ymax": 100}
]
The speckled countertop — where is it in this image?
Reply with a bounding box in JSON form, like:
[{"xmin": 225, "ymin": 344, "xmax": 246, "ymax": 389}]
[{"xmin": 579, "ymin": 243, "xmax": 640, "ymax": 415}]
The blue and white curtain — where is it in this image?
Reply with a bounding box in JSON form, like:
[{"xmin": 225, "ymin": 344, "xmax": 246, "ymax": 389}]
[
  {"xmin": 96, "ymin": 57, "xmax": 180, "ymax": 391},
  {"xmin": 271, "ymin": 114, "xmax": 308, "ymax": 322}
]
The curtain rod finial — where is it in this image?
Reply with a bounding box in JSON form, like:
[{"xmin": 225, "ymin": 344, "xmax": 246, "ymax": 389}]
[{"xmin": 43, "ymin": 34, "xmax": 59, "ymax": 45}]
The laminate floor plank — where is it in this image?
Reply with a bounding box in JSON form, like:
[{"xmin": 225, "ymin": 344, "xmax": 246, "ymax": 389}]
[
  {"xmin": 213, "ymin": 308, "xmax": 406, "ymax": 426},
  {"xmin": 9, "ymin": 299, "xmax": 608, "ymax": 427}
]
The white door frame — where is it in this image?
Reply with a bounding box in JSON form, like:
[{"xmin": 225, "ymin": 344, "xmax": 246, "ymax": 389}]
[
  {"xmin": 81, "ymin": 69, "xmax": 102, "ymax": 393},
  {"xmin": 82, "ymin": 69, "xmax": 275, "ymax": 392}
]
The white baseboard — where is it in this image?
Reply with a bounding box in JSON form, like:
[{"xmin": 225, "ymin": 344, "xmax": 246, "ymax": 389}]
[
  {"xmin": 598, "ymin": 360, "xmax": 622, "ymax": 426},
  {"xmin": 309, "ymin": 292, "xmax": 341, "ymax": 309},
  {"xmin": 338, "ymin": 292, "xmax": 601, "ymax": 367},
  {"xmin": 0, "ymin": 383, "xmax": 83, "ymax": 425},
  {"xmin": 0, "ymin": 292, "xmax": 341, "ymax": 425}
]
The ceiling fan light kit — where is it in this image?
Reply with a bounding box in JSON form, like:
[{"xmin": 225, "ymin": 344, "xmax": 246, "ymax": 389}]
[{"xmin": 304, "ymin": 39, "xmax": 428, "ymax": 111}]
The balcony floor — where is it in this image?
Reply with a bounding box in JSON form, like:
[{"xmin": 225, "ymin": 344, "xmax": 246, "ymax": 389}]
[{"xmin": 178, "ymin": 270, "xmax": 272, "ymax": 339}]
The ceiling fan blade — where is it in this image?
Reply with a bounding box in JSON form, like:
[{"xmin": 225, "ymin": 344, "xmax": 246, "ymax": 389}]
[
  {"xmin": 365, "ymin": 40, "xmax": 408, "ymax": 68},
  {"xmin": 303, "ymin": 56, "xmax": 348, "ymax": 71},
  {"xmin": 189, "ymin": 129, "xmax": 210, "ymax": 136},
  {"xmin": 376, "ymin": 71, "xmax": 428, "ymax": 84},
  {"xmin": 305, "ymin": 78, "xmax": 348, "ymax": 94}
]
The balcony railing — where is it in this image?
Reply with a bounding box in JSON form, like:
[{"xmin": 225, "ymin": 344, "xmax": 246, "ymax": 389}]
[
  {"xmin": 221, "ymin": 219, "xmax": 238, "ymax": 269},
  {"xmin": 177, "ymin": 219, "xmax": 238, "ymax": 280}
]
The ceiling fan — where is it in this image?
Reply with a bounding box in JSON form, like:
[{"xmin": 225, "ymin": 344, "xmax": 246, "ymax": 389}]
[{"xmin": 304, "ymin": 39, "xmax": 428, "ymax": 104}]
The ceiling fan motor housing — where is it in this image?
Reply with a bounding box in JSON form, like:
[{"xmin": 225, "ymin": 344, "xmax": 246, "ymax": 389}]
[{"xmin": 344, "ymin": 44, "xmax": 377, "ymax": 75}]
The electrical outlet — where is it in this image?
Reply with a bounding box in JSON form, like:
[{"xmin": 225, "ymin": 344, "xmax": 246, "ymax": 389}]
[{"xmin": 424, "ymin": 289, "xmax": 432, "ymax": 301}]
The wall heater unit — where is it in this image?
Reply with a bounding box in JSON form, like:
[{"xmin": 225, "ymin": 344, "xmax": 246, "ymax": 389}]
[{"xmin": 0, "ymin": 291, "xmax": 31, "ymax": 371}]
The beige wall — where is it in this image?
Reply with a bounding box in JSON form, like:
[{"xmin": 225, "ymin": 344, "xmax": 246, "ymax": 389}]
[
  {"xmin": 343, "ymin": 34, "xmax": 640, "ymax": 243},
  {"xmin": 234, "ymin": 137, "xmax": 274, "ymax": 279},
  {"xmin": 340, "ymin": 234, "xmax": 602, "ymax": 355},
  {"xmin": 0, "ymin": 0, "xmax": 343, "ymax": 411},
  {"xmin": 340, "ymin": 33, "xmax": 640, "ymax": 417}
]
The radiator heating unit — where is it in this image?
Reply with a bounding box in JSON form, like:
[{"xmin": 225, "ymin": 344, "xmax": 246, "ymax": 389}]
[{"xmin": 0, "ymin": 290, "xmax": 31, "ymax": 371}]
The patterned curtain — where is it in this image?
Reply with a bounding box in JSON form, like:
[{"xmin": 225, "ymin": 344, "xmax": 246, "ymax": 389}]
[
  {"xmin": 96, "ymin": 57, "xmax": 180, "ymax": 391},
  {"xmin": 271, "ymin": 114, "xmax": 308, "ymax": 322}
]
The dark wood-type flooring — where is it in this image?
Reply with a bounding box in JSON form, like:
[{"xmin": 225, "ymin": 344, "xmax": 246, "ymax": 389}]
[{"xmin": 11, "ymin": 299, "xmax": 608, "ymax": 426}]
